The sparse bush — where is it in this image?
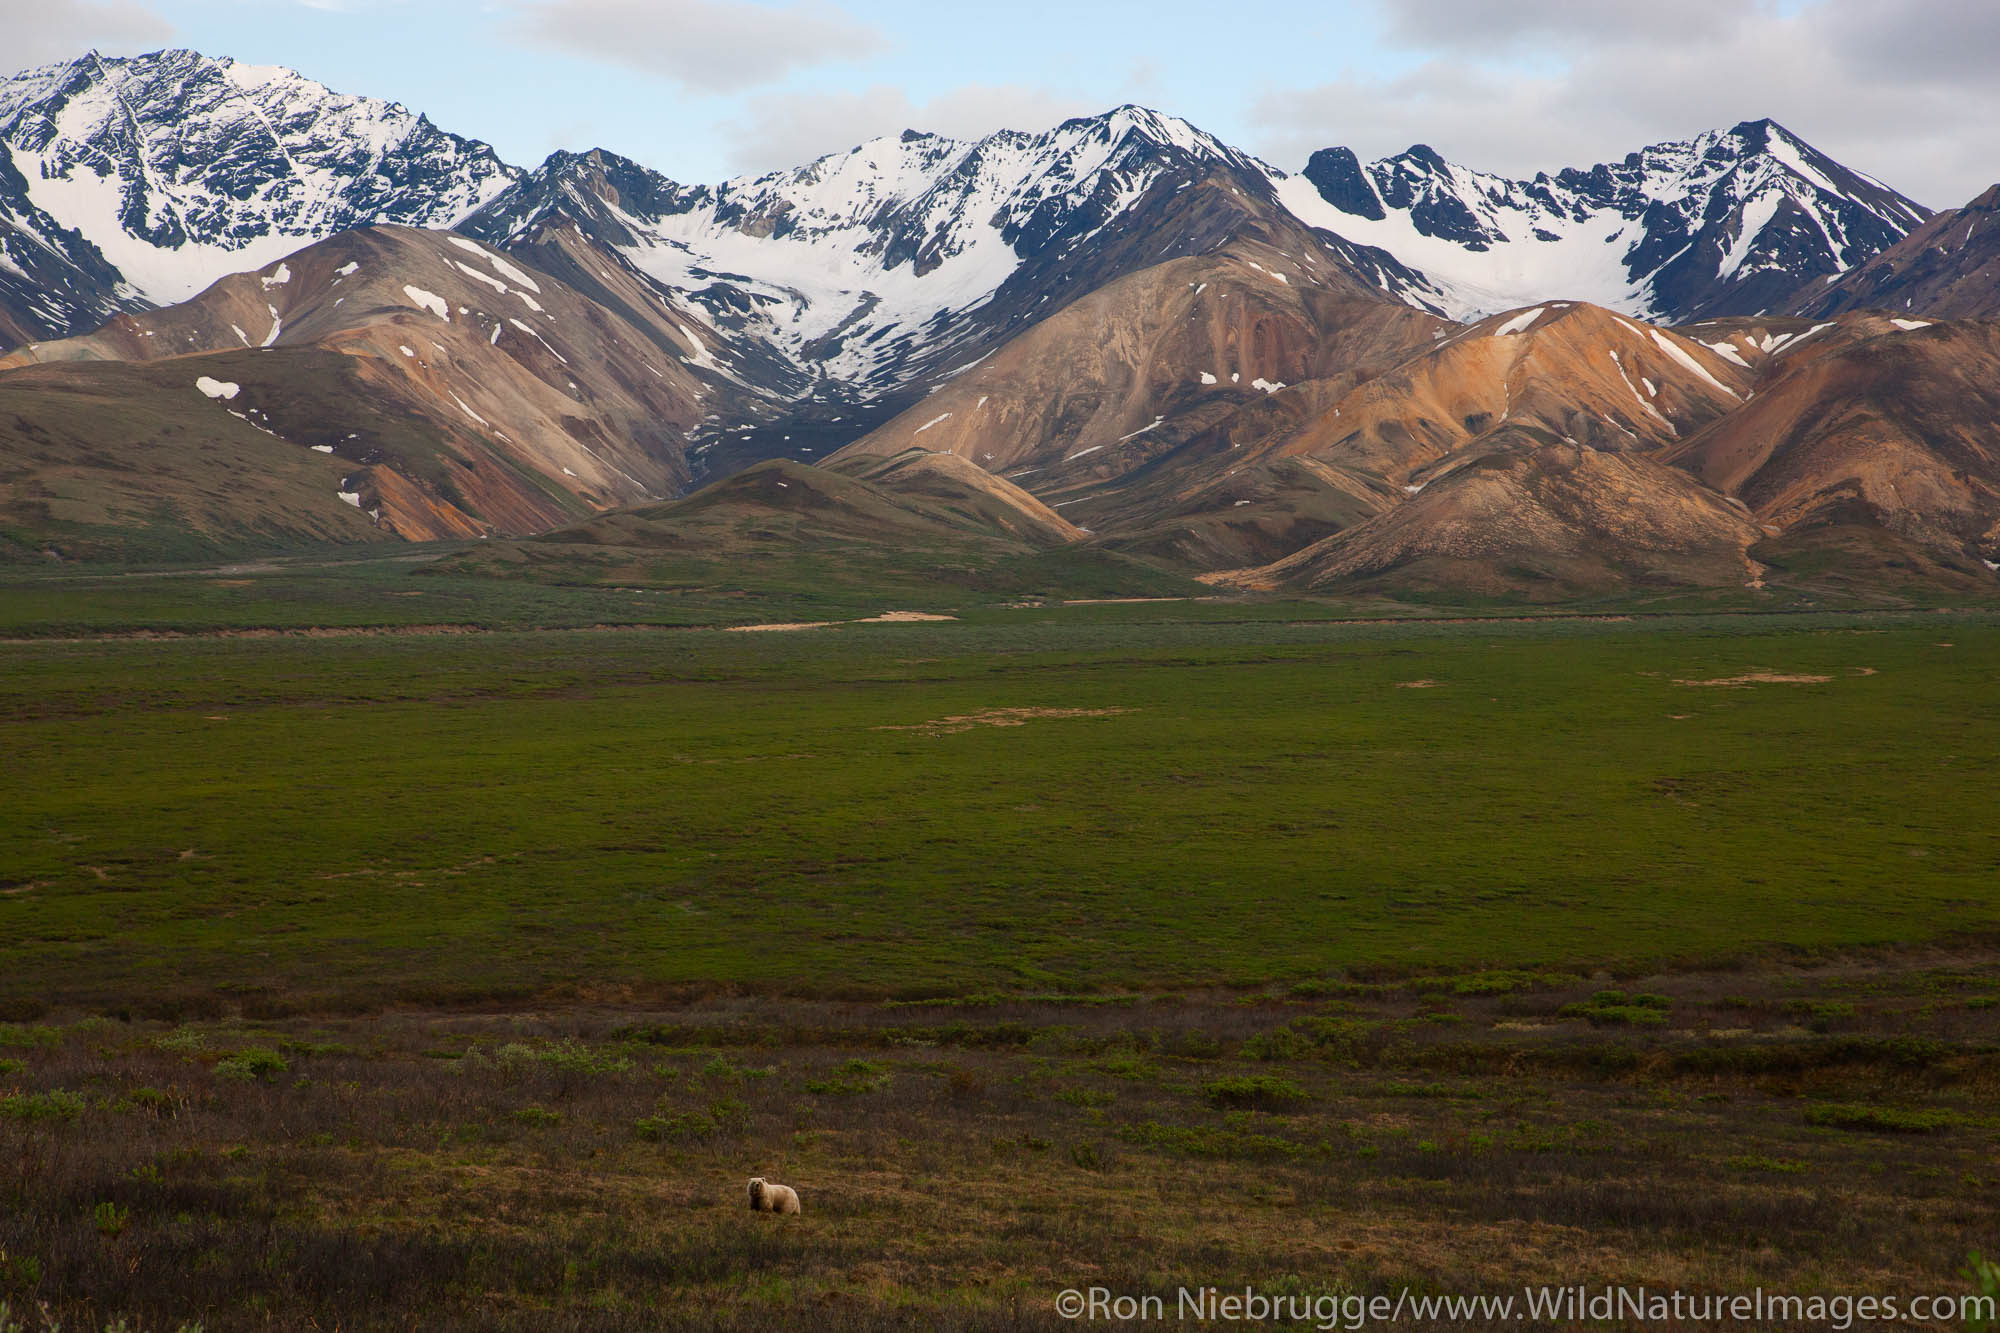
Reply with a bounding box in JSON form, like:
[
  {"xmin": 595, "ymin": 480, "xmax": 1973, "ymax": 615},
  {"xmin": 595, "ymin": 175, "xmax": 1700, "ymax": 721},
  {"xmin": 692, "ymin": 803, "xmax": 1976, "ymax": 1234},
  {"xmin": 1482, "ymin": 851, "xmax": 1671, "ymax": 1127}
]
[
  {"xmin": 1791, "ymin": 1000, "xmax": 1860, "ymax": 1032},
  {"xmin": 510, "ymin": 1106, "xmax": 562, "ymax": 1127},
  {"xmin": 0, "ymin": 1026, "xmax": 61, "ymax": 1051},
  {"xmin": 637, "ymin": 1094, "xmax": 746, "ymax": 1143},
  {"xmin": 805, "ymin": 1059, "xmax": 888, "ymax": 1096},
  {"xmin": 213, "ymin": 1048, "xmax": 288, "ymax": 1082},
  {"xmin": 1203, "ymin": 1075, "xmax": 1310, "ymax": 1112},
  {"xmin": 1068, "ymin": 1141, "xmax": 1105, "ymax": 1171},
  {"xmin": 0, "ymin": 1090, "xmax": 84, "ymax": 1122},
  {"xmin": 119, "ymin": 1086, "xmax": 187, "ymax": 1117},
  {"xmin": 1965, "ymin": 1252, "xmax": 1999, "ymax": 1331},
  {"xmin": 1803, "ymin": 1103, "xmax": 1958, "ymax": 1134},
  {"xmin": 0, "ymin": 1060, "xmax": 22, "ymax": 1079},
  {"xmin": 1092, "ymin": 1051, "xmax": 1156, "ymax": 1081},
  {"xmin": 0, "ymin": 1247, "xmax": 40, "ymax": 1292},
  {"xmin": 946, "ymin": 1066, "xmax": 986, "ymax": 1101},
  {"xmin": 494, "ymin": 1039, "xmax": 633, "ymax": 1078},
  {"xmin": 1157, "ymin": 1031, "xmax": 1224, "ymax": 1059},
  {"xmin": 1245, "ymin": 1015, "xmax": 1376, "ymax": 1062},
  {"xmin": 152, "ymin": 1027, "xmax": 206, "ymax": 1054},
  {"xmin": 1561, "ymin": 992, "xmax": 1671, "ymax": 1027},
  {"xmin": 93, "ymin": 1201, "xmax": 130, "ymax": 1239}
]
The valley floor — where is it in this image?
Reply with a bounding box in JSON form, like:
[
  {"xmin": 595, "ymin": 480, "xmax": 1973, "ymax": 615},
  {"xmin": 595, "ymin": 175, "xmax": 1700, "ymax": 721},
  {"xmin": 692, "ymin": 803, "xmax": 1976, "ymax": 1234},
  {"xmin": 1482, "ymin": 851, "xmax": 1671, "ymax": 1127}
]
[{"xmin": 1, "ymin": 564, "xmax": 1997, "ymax": 1328}]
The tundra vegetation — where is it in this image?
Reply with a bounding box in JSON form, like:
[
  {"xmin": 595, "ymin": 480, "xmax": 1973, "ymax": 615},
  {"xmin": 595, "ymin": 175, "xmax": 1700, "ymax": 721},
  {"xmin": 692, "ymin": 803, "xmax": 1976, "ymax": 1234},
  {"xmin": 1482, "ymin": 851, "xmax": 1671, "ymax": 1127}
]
[{"xmin": 0, "ymin": 558, "xmax": 1996, "ymax": 1329}]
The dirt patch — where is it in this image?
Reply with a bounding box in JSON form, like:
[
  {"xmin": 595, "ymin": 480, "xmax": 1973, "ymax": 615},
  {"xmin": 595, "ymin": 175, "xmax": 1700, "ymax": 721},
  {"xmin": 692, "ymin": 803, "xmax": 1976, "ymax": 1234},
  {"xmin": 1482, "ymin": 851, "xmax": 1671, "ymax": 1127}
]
[
  {"xmin": 1059, "ymin": 597, "xmax": 1191, "ymax": 605},
  {"xmin": 876, "ymin": 707, "xmax": 1131, "ymax": 736},
  {"xmin": 1395, "ymin": 679, "xmax": 1441, "ymax": 689},
  {"xmin": 1672, "ymin": 672, "xmax": 1833, "ymax": 687},
  {"xmin": 725, "ymin": 611, "xmax": 958, "ymax": 633}
]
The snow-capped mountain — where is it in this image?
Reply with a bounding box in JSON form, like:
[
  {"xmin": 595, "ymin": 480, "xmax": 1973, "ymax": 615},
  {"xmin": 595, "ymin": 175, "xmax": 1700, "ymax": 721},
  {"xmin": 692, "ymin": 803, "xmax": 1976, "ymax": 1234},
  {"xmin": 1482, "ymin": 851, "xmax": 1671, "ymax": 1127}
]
[
  {"xmin": 0, "ymin": 49, "xmax": 516, "ymax": 339},
  {"xmin": 1274, "ymin": 119, "xmax": 1929, "ymax": 322},
  {"xmin": 465, "ymin": 107, "xmax": 1432, "ymax": 399},
  {"xmin": 462, "ymin": 106, "xmax": 1439, "ymax": 476},
  {"xmin": 0, "ymin": 46, "xmax": 1937, "ymax": 359}
]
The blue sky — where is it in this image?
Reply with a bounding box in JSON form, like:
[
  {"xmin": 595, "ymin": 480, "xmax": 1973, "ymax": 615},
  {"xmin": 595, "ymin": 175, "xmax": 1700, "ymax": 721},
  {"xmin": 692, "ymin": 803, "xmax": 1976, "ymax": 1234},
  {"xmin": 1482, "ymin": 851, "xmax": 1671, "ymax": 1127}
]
[{"xmin": 15, "ymin": 0, "xmax": 2000, "ymax": 206}]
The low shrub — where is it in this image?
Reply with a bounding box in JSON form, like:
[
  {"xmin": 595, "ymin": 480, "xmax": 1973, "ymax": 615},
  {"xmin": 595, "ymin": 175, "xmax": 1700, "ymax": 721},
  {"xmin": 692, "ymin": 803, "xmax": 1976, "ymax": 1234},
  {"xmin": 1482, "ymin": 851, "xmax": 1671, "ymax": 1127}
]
[
  {"xmin": 0, "ymin": 1090, "xmax": 84, "ymax": 1122},
  {"xmin": 1560, "ymin": 991, "xmax": 1671, "ymax": 1027},
  {"xmin": 1803, "ymin": 1103, "xmax": 1958, "ymax": 1134},
  {"xmin": 213, "ymin": 1048, "xmax": 288, "ymax": 1083},
  {"xmin": 805, "ymin": 1059, "xmax": 889, "ymax": 1096},
  {"xmin": 1203, "ymin": 1075, "xmax": 1310, "ymax": 1112}
]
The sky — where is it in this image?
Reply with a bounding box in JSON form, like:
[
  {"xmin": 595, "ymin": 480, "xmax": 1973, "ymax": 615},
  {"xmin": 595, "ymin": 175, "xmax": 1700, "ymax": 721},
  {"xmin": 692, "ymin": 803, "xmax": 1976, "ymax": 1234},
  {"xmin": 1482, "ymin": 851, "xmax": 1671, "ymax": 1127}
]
[{"xmin": 8, "ymin": 0, "xmax": 1999, "ymax": 209}]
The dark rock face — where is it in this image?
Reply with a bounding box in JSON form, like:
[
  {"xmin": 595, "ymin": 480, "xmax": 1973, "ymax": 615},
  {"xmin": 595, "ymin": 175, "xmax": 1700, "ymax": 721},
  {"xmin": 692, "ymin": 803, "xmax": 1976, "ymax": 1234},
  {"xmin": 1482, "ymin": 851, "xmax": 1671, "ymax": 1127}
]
[
  {"xmin": 1301, "ymin": 147, "xmax": 1384, "ymax": 221},
  {"xmin": 0, "ymin": 148, "xmax": 132, "ymax": 346},
  {"xmin": 1787, "ymin": 184, "xmax": 2000, "ymax": 321}
]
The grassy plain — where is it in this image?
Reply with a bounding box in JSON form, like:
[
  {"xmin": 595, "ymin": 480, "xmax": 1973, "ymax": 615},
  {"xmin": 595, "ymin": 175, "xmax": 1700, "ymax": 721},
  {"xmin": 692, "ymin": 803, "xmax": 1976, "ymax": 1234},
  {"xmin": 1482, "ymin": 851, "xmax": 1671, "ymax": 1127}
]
[{"xmin": 1, "ymin": 562, "xmax": 1997, "ymax": 1327}]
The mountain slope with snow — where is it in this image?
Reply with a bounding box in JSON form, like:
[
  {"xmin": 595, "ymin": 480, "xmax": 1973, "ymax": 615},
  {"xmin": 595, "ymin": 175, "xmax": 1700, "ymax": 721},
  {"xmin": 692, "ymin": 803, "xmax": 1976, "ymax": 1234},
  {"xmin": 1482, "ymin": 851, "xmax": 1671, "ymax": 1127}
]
[
  {"xmin": 0, "ymin": 49, "xmax": 516, "ymax": 339},
  {"xmin": 1788, "ymin": 184, "xmax": 2000, "ymax": 321},
  {"xmin": 1276, "ymin": 120, "xmax": 1928, "ymax": 323},
  {"xmin": 462, "ymin": 108, "xmax": 1440, "ymax": 476}
]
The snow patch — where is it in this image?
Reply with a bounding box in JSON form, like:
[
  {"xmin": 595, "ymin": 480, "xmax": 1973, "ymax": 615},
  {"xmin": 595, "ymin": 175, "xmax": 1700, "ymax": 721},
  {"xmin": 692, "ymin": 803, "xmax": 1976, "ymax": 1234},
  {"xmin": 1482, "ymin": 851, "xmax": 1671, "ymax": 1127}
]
[
  {"xmin": 913, "ymin": 412, "xmax": 952, "ymax": 435},
  {"xmin": 1647, "ymin": 329, "xmax": 1740, "ymax": 398},
  {"xmin": 402, "ymin": 285, "xmax": 449, "ymax": 320},
  {"xmin": 195, "ymin": 377, "xmax": 240, "ymax": 400}
]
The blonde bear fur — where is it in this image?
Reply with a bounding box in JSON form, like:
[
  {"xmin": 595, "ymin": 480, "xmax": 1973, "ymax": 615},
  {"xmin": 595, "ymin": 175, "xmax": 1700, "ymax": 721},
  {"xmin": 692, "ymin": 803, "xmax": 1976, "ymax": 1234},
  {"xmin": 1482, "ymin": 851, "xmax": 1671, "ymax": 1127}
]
[{"xmin": 747, "ymin": 1177, "xmax": 801, "ymax": 1214}]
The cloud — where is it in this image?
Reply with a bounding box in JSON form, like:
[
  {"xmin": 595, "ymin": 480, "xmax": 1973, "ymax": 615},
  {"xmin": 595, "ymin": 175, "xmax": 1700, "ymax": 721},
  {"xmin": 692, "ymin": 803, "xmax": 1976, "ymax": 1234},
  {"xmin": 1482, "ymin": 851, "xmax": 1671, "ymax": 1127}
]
[
  {"xmin": 721, "ymin": 83, "xmax": 1098, "ymax": 175},
  {"xmin": 1380, "ymin": 0, "xmax": 1749, "ymax": 51},
  {"xmin": 1250, "ymin": 0, "xmax": 2000, "ymax": 210},
  {"xmin": 510, "ymin": 0, "xmax": 885, "ymax": 95},
  {"xmin": 1, "ymin": 0, "xmax": 173, "ymax": 73}
]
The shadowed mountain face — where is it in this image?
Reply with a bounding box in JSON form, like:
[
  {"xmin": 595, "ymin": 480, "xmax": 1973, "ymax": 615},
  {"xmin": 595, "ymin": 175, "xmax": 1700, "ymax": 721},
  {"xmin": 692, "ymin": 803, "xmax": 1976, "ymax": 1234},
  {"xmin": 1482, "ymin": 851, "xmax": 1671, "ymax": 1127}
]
[{"xmin": 1788, "ymin": 185, "xmax": 2000, "ymax": 321}]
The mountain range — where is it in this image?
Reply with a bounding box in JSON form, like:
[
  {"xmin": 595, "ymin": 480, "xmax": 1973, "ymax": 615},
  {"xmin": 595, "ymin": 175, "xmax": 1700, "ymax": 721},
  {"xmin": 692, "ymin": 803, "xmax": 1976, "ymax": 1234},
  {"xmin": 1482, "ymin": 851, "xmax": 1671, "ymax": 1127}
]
[{"xmin": 2, "ymin": 48, "xmax": 1997, "ymax": 600}]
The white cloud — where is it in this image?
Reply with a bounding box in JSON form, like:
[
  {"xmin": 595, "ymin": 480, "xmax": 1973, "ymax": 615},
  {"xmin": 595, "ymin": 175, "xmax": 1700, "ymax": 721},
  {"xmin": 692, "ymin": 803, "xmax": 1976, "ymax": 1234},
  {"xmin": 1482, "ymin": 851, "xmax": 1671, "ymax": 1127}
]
[
  {"xmin": 722, "ymin": 83, "xmax": 1098, "ymax": 175},
  {"xmin": 1251, "ymin": 0, "xmax": 2000, "ymax": 210},
  {"xmin": 1, "ymin": 0, "xmax": 173, "ymax": 73},
  {"xmin": 510, "ymin": 0, "xmax": 885, "ymax": 94}
]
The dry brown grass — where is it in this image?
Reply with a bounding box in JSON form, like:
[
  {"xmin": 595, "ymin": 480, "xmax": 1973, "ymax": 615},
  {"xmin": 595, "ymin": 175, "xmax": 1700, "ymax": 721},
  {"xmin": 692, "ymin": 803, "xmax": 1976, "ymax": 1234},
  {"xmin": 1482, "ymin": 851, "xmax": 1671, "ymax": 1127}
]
[{"xmin": 1, "ymin": 953, "xmax": 1996, "ymax": 1329}]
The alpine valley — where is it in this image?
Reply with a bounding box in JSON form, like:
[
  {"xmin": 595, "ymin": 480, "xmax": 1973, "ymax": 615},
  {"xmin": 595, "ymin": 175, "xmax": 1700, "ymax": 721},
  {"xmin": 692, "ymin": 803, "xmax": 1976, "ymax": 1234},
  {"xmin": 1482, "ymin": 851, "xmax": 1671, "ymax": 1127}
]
[{"xmin": 5, "ymin": 47, "xmax": 1999, "ymax": 603}]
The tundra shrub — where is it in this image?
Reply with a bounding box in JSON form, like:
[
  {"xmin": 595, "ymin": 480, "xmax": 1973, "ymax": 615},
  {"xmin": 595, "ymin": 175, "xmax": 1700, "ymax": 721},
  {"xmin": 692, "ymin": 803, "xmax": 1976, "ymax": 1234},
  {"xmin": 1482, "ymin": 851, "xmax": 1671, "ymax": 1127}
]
[
  {"xmin": 213, "ymin": 1048, "xmax": 288, "ymax": 1082},
  {"xmin": 1203, "ymin": 1075, "xmax": 1310, "ymax": 1112}
]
